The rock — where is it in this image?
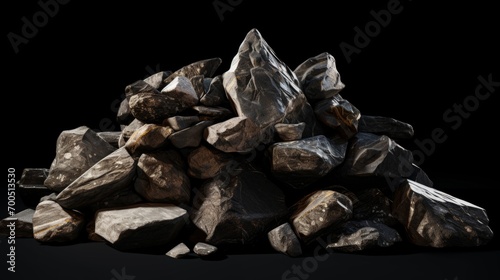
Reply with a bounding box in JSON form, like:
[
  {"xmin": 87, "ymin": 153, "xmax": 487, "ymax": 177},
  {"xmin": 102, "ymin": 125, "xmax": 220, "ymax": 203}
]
[
  {"xmin": 200, "ymin": 75, "xmax": 228, "ymax": 106},
  {"xmin": 166, "ymin": 243, "xmax": 191, "ymax": 259},
  {"xmin": 353, "ymin": 188, "xmax": 398, "ymax": 226},
  {"xmin": 193, "ymin": 242, "xmax": 218, "ymax": 256},
  {"xmin": 274, "ymin": 123, "xmax": 305, "ymax": 141},
  {"xmin": 88, "ymin": 188, "xmax": 144, "ymax": 212},
  {"xmin": 44, "ymin": 126, "xmax": 116, "ymax": 192},
  {"xmin": 86, "ymin": 218, "xmax": 105, "ymax": 242},
  {"xmin": 294, "ymin": 52, "xmax": 345, "ymax": 100},
  {"xmin": 169, "ymin": 121, "xmax": 213, "ymax": 149},
  {"xmin": 191, "ymin": 165, "xmax": 288, "ymax": 245},
  {"xmin": 267, "ymin": 223, "xmax": 302, "ymax": 257},
  {"xmin": 119, "ymin": 118, "xmax": 145, "ymax": 147},
  {"xmin": 291, "ymin": 190, "xmax": 353, "ymax": 243},
  {"xmin": 325, "ymin": 220, "xmax": 402, "ymax": 252},
  {"xmin": 144, "ymin": 71, "xmax": 171, "ymax": 90},
  {"xmin": 33, "ymin": 200, "xmax": 85, "ymax": 243},
  {"xmin": 17, "ymin": 168, "xmax": 52, "ymax": 208},
  {"xmin": 94, "ymin": 203, "xmax": 188, "ymax": 250},
  {"xmin": 160, "ymin": 76, "xmax": 199, "ymax": 110},
  {"xmin": 204, "ymin": 117, "xmax": 262, "ymax": 153},
  {"xmin": 134, "ymin": 150, "xmax": 191, "ymax": 205},
  {"xmin": 165, "ymin": 116, "xmax": 200, "ymax": 131},
  {"xmin": 314, "ymin": 94, "xmax": 360, "ymax": 139},
  {"xmin": 128, "ymin": 93, "xmax": 178, "ymax": 124},
  {"xmin": 124, "ymin": 124, "xmax": 174, "ymax": 157},
  {"xmin": 221, "ymin": 28, "xmax": 317, "ymax": 151},
  {"xmin": 116, "ymin": 98, "xmax": 134, "ymax": 125},
  {"xmin": 56, "ymin": 147, "xmax": 136, "ymax": 210},
  {"xmin": 0, "ymin": 209, "xmax": 35, "ymax": 238},
  {"xmin": 163, "ymin": 57, "xmax": 222, "ymax": 84},
  {"xmin": 269, "ymin": 135, "xmax": 345, "ymax": 189},
  {"xmin": 97, "ymin": 131, "xmax": 122, "ymax": 148},
  {"xmin": 125, "ymin": 80, "xmax": 160, "ymax": 98},
  {"xmin": 392, "ymin": 180, "xmax": 494, "ymax": 247},
  {"xmin": 40, "ymin": 193, "xmax": 58, "ymax": 202},
  {"xmin": 190, "ymin": 75, "xmax": 206, "ymax": 98},
  {"xmin": 358, "ymin": 115, "xmax": 414, "ymax": 139},
  {"xmin": 192, "ymin": 106, "xmax": 233, "ymax": 121},
  {"xmin": 187, "ymin": 144, "xmax": 236, "ymax": 179}
]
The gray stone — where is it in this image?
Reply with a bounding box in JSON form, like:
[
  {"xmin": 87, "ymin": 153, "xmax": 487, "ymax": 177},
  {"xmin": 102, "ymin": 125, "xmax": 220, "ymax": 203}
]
[
  {"xmin": 200, "ymin": 75, "xmax": 228, "ymax": 106},
  {"xmin": 97, "ymin": 131, "xmax": 122, "ymax": 148},
  {"xmin": 56, "ymin": 147, "xmax": 136, "ymax": 210},
  {"xmin": 267, "ymin": 223, "xmax": 302, "ymax": 257},
  {"xmin": 134, "ymin": 151, "xmax": 191, "ymax": 205},
  {"xmin": 165, "ymin": 116, "xmax": 200, "ymax": 131},
  {"xmin": 45, "ymin": 126, "xmax": 116, "ymax": 192},
  {"xmin": 358, "ymin": 115, "xmax": 414, "ymax": 139},
  {"xmin": 0, "ymin": 209, "xmax": 35, "ymax": 238},
  {"xmin": 294, "ymin": 52, "xmax": 345, "ymax": 100},
  {"xmin": 169, "ymin": 121, "xmax": 213, "ymax": 149},
  {"xmin": 124, "ymin": 124, "xmax": 174, "ymax": 157},
  {"xmin": 193, "ymin": 242, "xmax": 218, "ymax": 256},
  {"xmin": 94, "ymin": 203, "xmax": 188, "ymax": 250},
  {"xmin": 187, "ymin": 144, "xmax": 236, "ymax": 179},
  {"xmin": 144, "ymin": 71, "xmax": 171, "ymax": 90},
  {"xmin": 190, "ymin": 75, "xmax": 206, "ymax": 98},
  {"xmin": 274, "ymin": 123, "xmax": 305, "ymax": 141},
  {"xmin": 166, "ymin": 243, "xmax": 191, "ymax": 259},
  {"xmin": 204, "ymin": 117, "xmax": 262, "ymax": 153},
  {"xmin": 314, "ymin": 94, "xmax": 360, "ymax": 139},
  {"xmin": 33, "ymin": 200, "xmax": 85, "ymax": 243},
  {"xmin": 392, "ymin": 180, "xmax": 494, "ymax": 247}
]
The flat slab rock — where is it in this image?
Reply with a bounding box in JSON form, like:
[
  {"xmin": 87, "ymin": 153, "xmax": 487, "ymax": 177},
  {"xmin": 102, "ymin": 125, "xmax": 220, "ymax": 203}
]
[
  {"xmin": 166, "ymin": 243, "xmax": 191, "ymax": 259},
  {"xmin": 95, "ymin": 203, "xmax": 188, "ymax": 250},
  {"xmin": 33, "ymin": 200, "xmax": 85, "ymax": 243},
  {"xmin": 392, "ymin": 180, "xmax": 494, "ymax": 247}
]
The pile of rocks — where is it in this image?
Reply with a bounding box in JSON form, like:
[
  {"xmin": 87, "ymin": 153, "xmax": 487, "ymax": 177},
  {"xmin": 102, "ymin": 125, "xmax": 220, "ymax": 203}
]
[{"xmin": 1, "ymin": 29, "xmax": 493, "ymax": 258}]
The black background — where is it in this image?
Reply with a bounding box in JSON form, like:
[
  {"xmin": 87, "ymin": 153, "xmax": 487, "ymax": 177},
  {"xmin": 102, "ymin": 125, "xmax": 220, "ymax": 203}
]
[{"xmin": 3, "ymin": 0, "xmax": 499, "ymax": 279}]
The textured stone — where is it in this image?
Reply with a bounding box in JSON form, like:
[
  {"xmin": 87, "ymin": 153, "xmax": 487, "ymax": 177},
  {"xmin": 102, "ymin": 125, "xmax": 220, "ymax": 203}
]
[
  {"xmin": 190, "ymin": 75, "xmax": 206, "ymax": 98},
  {"xmin": 144, "ymin": 71, "xmax": 171, "ymax": 90},
  {"xmin": 267, "ymin": 223, "xmax": 302, "ymax": 257},
  {"xmin": 187, "ymin": 144, "xmax": 236, "ymax": 179},
  {"xmin": 353, "ymin": 188, "xmax": 398, "ymax": 226},
  {"xmin": 314, "ymin": 95, "xmax": 360, "ymax": 139},
  {"xmin": 392, "ymin": 180, "xmax": 494, "ymax": 247},
  {"xmin": 17, "ymin": 168, "xmax": 52, "ymax": 208},
  {"xmin": 124, "ymin": 124, "xmax": 174, "ymax": 156},
  {"xmin": 44, "ymin": 126, "xmax": 116, "ymax": 192},
  {"xmin": 165, "ymin": 116, "xmax": 200, "ymax": 131},
  {"xmin": 358, "ymin": 115, "xmax": 414, "ymax": 139},
  {"xmin": 193, "ymin": 242, "xmax": 218, "ymax": 256},
  {"xmin": 119, "ymin": 118, "xmax": 145, "ymax": 147},
  {"xmin": 166, "ymin": 243, "xmax": 191, "ymax": 259},
  {"xmin": 164, "ymin": 57, "xmax": 222, "ymax": 84},
  {"xmin": 200, "ymin": 75, "xmax": 228, "ymax": 106},
  {"xmin": 0, "ymin": 209, "xmax": 35, "ymax": 238},
  {"xmin": 274, "ymin": 123, "xmax": 305, "ymax": 141},
  {"xmin": 204, "ymin": 117, "xmax": 262, "ymax": 153},
  {"xmin": 291, "ymin": 190, "xmax": 353, "ymax": 243},
  {"xmin": 191, "ymin": 165, "xmax": 288, "ymax": 245},
  {"xmin": 88, "ymin": 188, "xmax": 144, "ymax": 212},
  {"xmin": 134, "ymin": 151, "xmax": 191, "ymax": 205},
  {"xmin": 269, "ymin": 135, "xmax": 345, "ymax": 188},
  {"xmin": 192, "ymin": 106, "xmax": 233, "ymax": 121},
  {"xmin": 97, "ymin": 131, "xmax": 122, "ymax": 148},
  {"xmin": 94, "ymin": 203, "xmax": 188, "ymax": 250},
  {"xmin": 125, "ymin": 80, "xmax": 160, "ymax": 98},
  {"xmin": 169, "ymin": 121, "xmax": 213, "ymax": 149},
  {"xmin": 33, "ymin": 200, "xmax": 85, "ymax": 243},
  {"xmin": 294, "ymin": 52, "xmax": 345, "ymax": 100},
  {"xmin": 56, "ymin": 147, "xmax": 136, "ymax": 210}
]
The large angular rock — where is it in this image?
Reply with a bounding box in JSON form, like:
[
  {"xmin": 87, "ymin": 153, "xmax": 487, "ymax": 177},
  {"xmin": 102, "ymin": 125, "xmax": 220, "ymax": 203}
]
[
  {"xmin": 353, "ymin": 188, "xmax": 398, "ymax": 226},
  {"xmin": 220, "ymin": 28, "xmax": 316, "ymax": 151},
  {"xmin": 165, "ymin": 116, "xmax": 200, "ymax": 131},
  {"xmin": 124, "ymin": 124, "xmax": 174, "ymax": 157},
  {"xmin": 200, "ymin": 75, "xmax": 228, "ymax": 106},
  {"xmin": 44, "ymin": 126, "xmax": 116, "ymax": 192},
  {"xmin": 169, "ymin": 121, "xmax": 213, "ymax": 149},
  {"xmin": 358, "ymin": 115, "xmax": 414, "ymax": 139},
  {"xmin": 134, "ymin": 150, "xmax": 191, "ymax": 205},
  {"xmin": 160, "ymin": 76, "xmax": 199, "ymax": 111},
  {"xmin": 163, "ymin": 57, "xmax": 222, "ymax": 84},
  {"xmin": 0, "ymin": 209, "xmax": 35, "ymax": 238},
  {"xmin": 269, "ymin": 135, "xmax": 345, "ymax": 189},
  {"xmin": 119, "ymin": 118, "xmax": 145, "ymax": 147},
  {"xmin": 56, "ymin": 147, "xmax": 136, "ymax": 210},
  {"xmin": 191, "ymin": 166, "xmax": 288, "ymax": 245},
  {"xmin": 204, "ymin": 117, "xmax": 262, "ymax": 153},
  {"xmin": 314, "ymin": 95, "xmax": 360, "ymax": 139},
  {"xmin": 17, "ymin": 168, "xmax": 52, "ymax": 208},
  {"xmin": 392, "ymin": 180, "xmax": 494, "ymax": 247},
  {"xmin": 187, "ymin": 144, "xmax": 236, "ymax": 179},
  {"xmin": 267, "ymin": 223, "xmax": 302, "ymax": 257},
  {"xmin": 144, "ymin": 71, "xmax": 171, "ymax": 90},
  {"xmin": 94, "ymin": 203, "xmax": 188, "ymax": 250},
  {"xmin": 125, "ymin": 80, "xmax": 160, "ymax": 98},
  {"xmin": 325, "ymin": 220, "xmax": 402, "ymax": 252},
  {"xmin": 291, "ymin": 190, "xmax": 353, "ymax": 243},
  {"xmin": 294, "ymin": 52, "xmax": 345, "ymax": 100},
  {"xmin": 33, "ymin": 200, "xmax": 85, "ymax": 243}
]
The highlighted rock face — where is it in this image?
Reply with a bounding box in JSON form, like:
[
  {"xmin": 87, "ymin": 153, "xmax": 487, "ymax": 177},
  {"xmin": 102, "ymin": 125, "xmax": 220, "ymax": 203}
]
[{"xmin": 11, "ymin": 28, "xmax": 493, "ymax": 257}]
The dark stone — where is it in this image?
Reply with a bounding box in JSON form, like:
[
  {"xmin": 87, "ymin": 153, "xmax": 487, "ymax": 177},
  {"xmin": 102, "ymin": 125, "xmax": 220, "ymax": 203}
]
[
  {"xmin": 88, "ymin": 188, "xmax": 145, "ymax": 213},
  {"xmin": 124, "ymin": 124, "xmax": 174, "ymax": 157},
  {"xmin": 119, "ymin": 119, "xmax": 145, "ymax": 147},
  {"xmin": 353, "ymin": 188, "xmax": 398, "ymax": 226},
  {"xmin": 358, "ymin": 115, "xmax": 414, "ymax": 139},
  {"xmin": 165, "ymin": 116, "xmax": 200, "ymax": 131},
  {"xmin": 267, "ymin": 223, "xmax": 302, "ymax": 257},
  {"xmin": 163, "ymin": 57, "xmax": 222, "ymax": 84},
  {"xmin": 40, "ymin": 193, "xmax": 57, "ymax": 202},
  {"xmin": 294, "ymin": 52, "xmax": 345, "ymax": 100},
  {"xmin": 274, "ymin": 123, "xmax": 305, "ymax": 141},
  {"xmin": 17, "ymin": 168, "xmax": 52, "ymax": 208},
  {"xmin": 291, "ymin": 190, "xmax": 353, "ymax": 243},
  {"xmin": 314, "ymin": 94, "xmax": 360, "ymax": 139},
  {"xmin": 193, "ymin": 242, "xmax": 218, "ymax": 256},
  {"xmin": 134, "ymin": 150, "xmax": 191, "ymax": 205},
  {"xmin": 200, "ymin": 75, "xmax": 228, "ymax": 106},
  {"xmin": 204, "ymin": 117, "xmax": 262, "ymax": 153},
  {"xmin": 45, "ymin": 126, "xmax": 116, "ymax": 192},
  {"xmin": 166, "ymin": 243, "xmax": 191, "ymax": 259},
  {"xmin": 97, "ymin": 131, "xmax": 122, "ymax": 148},
  {"xmin": 0, "ymin": 209, "xmax": 35, "ymax": 238},
  {"xmin": 144, "ymin": 71, "xmax": 171, "ymax": 90},
  {"xmin": 116, "ymin": 98, "xmax": 134, "ymax": 125},
  {"xmin": 192, "ymin": 106, "xmax": 233, "ymax": 121},
  {"xmin": 325, "ymin": 220, "xmax": 402, "ymax": 252},
  {"xmin": 269, "ymin": 135, "xmax": 345, "ymax": 189},
  {"xmin": 221, "ymin": 28, "xmax": 317, "ymax": 151},
  {"xmin": 169, "ymin": 121, "xmax": 214, "ymax": 149},
  {"xmin": 33, "ymin": 200, "xmax": 85, "ymax": 243},
  {"xmin": 56, "ymin": 147, "xmax": 136, "ymax": 210},
  {"xmin": 190, "ymin": 75, "xmax": 206, "ymax": 98},
  {"xmin": 94, "ymin": 203, "xmax": 188, "ymax": 250},
  {"xmin": 392, "ymin": 180, "xmax": 494, "ymax": 247},
  {"xmin": 191, "ymin": 165, "xmax": 288, "ymax": 245},
  {"xmin": 125, "ymin": 80, "xmax": 160, "ymax": 98},
  {"xmin": 187, "ymin": 144, "xmax": 236, "ymax": 179}
]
